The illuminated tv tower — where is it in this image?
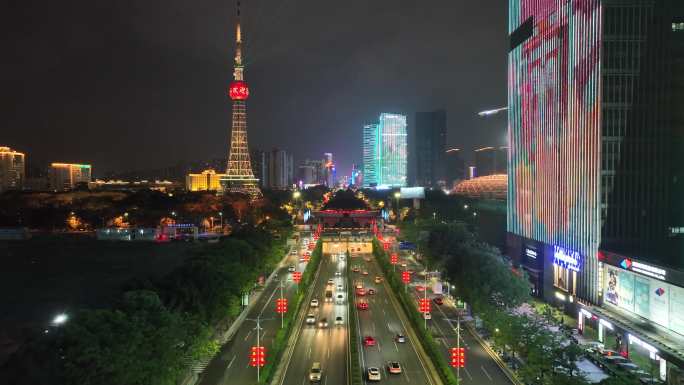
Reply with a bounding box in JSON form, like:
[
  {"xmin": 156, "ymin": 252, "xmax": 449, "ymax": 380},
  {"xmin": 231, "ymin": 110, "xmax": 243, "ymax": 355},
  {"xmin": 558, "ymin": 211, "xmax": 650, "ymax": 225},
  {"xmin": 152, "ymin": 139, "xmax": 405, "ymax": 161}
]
[{"xmin": 222, "ymin": 0, "xmax": 262, "ymax": 198}]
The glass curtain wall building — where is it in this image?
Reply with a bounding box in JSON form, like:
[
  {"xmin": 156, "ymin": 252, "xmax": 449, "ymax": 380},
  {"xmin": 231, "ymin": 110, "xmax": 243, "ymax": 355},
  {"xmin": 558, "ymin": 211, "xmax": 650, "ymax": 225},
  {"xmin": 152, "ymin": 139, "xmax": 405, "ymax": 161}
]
[
  {"xmin": 508, "ymin": 0, "xmax": 684, "ymax": 376},
  {"xmin": 363, "ymin": 113, "xmax": 408, "ymax": 188}
]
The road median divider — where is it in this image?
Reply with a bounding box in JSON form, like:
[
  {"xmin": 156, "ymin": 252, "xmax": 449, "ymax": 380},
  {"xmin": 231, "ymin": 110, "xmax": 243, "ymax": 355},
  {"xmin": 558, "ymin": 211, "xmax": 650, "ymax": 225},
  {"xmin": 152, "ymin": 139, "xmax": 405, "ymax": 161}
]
[
  {"xmin": 266, "ymin": 240, "xmax": 323, "ymax": 385},
  {"xmin": 347, "ymin": 252, "xmax": 364, "ymax": 385},
  {"xmin": 373, "ymin": 239, "xmax": 455, "ymax": 385}
]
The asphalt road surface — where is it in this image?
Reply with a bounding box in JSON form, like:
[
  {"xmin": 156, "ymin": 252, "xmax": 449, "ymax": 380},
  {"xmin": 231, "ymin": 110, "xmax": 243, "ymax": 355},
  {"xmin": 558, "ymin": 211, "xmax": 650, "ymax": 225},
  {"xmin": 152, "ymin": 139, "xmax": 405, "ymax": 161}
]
[
  {"xmin": 197, "ymin": 238, "xmax": 310, "ymax": 385},
  {"xmin": 280, "ymin": 252, "xmax": 349, "ymax": 385},
  {"xmin": 351, "ymin": 253, "xmax": 433, "ymax": 385},
  {"xmin": 400, "ymin": 249, "xmax": 514, "ymax": 385}
]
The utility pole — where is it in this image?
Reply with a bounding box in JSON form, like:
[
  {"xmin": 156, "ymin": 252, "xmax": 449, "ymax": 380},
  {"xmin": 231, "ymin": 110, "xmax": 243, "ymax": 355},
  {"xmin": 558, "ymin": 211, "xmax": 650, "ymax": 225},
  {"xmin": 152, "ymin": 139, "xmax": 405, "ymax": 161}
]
[
  {"xmin": 246, "ymin": 315, "xmax": 272, "ymax": 382},
  {"xmin": 424, "ymin": 268, "xmax": 429, "ymax": 330},
  {"xmin": 444, "ymin": 316, "xmax": 462, "ymax": 383},
  {"xmin": 280, "ymin": 279, "xmax": 285, "ymax": 328}
]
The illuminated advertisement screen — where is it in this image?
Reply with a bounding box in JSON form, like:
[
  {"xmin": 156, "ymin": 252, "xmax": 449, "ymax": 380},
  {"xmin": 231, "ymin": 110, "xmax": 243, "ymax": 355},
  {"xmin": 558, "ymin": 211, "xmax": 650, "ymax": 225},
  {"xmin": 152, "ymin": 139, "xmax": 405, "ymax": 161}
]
[{"xmin": 604, "ymin": 265, "xmax": 684, "ymax": 336}]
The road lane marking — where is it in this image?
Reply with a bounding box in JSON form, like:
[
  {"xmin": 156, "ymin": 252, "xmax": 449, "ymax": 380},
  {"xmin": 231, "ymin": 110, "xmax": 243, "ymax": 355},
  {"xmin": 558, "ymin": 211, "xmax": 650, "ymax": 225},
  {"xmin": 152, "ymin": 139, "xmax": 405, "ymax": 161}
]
[
  {"xmin": 464, "ymin": 367, "xmax": 473, "ymax": 381},
  {"xmin": 394, "ymin": 341, "xmax": 399, "ymax": 352},
  {"xmin": 227, "ymin": 355, "xmax": 236, "ymax": 369},
  {"xmin": 308, "ymin": 346, "xmax": 312, "ymax": 358},
  {"xmin": 377, "ymin": 341, "xmax": 381, "ymax": 352},
  {"xmin": 404, "ymin": 367, "xmax": 411, "ymax": 382},
  {"xmin": 382, "ymin": 309, "xmax": 386, "ymax": 317},
  {"xmin": 387, "ymin": 322, "xmax": 391, "ymax": 332},
  {"xmin": 262, "ymin": 330, "xmax": 268, "ymax": 340},
  {"xmin": 244, "ymin": 329, "xmax": 252, "ymax": 341},
  {"xmin": 481, "ymin": 366, "xmax": 493, "ymax": 381}
]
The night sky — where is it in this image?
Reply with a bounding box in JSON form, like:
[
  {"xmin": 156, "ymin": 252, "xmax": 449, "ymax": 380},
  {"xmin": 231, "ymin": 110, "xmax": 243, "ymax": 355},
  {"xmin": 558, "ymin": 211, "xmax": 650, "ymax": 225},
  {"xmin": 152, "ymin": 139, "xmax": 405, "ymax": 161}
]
[{"xmin": 2, "ymin": 0, "xmax": 508, "ymax": 178}]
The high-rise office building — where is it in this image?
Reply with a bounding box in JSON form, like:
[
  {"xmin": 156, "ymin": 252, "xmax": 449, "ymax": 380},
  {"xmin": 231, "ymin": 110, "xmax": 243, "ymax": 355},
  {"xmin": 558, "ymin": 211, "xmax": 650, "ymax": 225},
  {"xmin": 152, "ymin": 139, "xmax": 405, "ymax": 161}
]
[
  {"xmin": 474, "ymin": 146, "xmax": 508, "ymax": 177},
  {"xmin": 362, "ymin": 123, "xmax": 379, "ymax": 187},
  {"xmin": 258, "ymin": 149, "xmax": 294, "ymax": 189},
  {"xmin": 0, "ymin": 146, "xmax": 25, "ymax": 192},
  {"xmin": 49, "ymin": 163, "xmax": 92, "ymax": 190},
  {"xmin": 444, "ymin": 148, "xmax": 465, "ymax": 188},
  {"xmin": 323, "ymin": 153, "xmax": 335, "ymax": 187},
  {"xmin": 415, "ymin": 110, "xmax": 447, "ymax": 187},
  {"xmin": 507, "ymin": 0, "xmax": 684, "ymax": 375},
  {"xmin": 298, "ymin": 159, "xmax": 325, "ymax": 186},
  {"xmin": 362, "ymin": 114, "xmax": 407, "ymax": 188}
]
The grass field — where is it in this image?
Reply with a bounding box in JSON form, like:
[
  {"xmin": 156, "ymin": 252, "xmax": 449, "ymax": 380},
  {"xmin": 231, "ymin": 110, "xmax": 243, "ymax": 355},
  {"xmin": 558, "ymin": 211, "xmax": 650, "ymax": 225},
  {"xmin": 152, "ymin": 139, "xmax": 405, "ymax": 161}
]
[{"xmin": 0, "ymin": 234, "xmax": 199, "ymax": 363}]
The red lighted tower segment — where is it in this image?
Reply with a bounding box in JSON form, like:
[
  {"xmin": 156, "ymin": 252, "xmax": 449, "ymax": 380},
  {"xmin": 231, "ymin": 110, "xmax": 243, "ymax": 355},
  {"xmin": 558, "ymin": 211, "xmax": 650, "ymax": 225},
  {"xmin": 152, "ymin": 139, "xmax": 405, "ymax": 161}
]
[
  {"xmin": 402, "ymin": 271, "xmax": 410, "ymax": 284},
  {"xmin": 229, "ymin": 80, "xmax": 249, "ymax": 100}
]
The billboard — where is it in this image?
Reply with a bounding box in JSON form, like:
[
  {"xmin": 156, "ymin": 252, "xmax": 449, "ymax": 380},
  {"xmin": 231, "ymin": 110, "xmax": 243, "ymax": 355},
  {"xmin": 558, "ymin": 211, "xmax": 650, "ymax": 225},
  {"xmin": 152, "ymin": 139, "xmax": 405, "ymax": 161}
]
[
  {"xmin": 400, "ymin": 187, "xmax": 425, "ymax": 199},
  {"xmin": 604, "ymin": 265, "xmax": 684, "ymax": 336}
]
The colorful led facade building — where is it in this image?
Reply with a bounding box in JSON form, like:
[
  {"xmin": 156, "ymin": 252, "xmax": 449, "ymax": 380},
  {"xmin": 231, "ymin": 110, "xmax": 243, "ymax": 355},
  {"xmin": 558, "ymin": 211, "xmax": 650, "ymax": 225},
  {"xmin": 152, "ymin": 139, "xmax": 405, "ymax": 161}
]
[
  {"xmin": 508, "ymin": 0, "xmax": 684, "ymax": 375},
  {"xmin": 0, "ymin": 146, "xmax": 25, "ymax": 192},
  {"xmin": 222, "ymin": 2, "xmax": 261, "ymax": 198},
  {"xmin": 362, "ymin": 123, "xmax": 379, "ymax": 187},
  {"xmin": 362, "ymin": 114, "xmax": 407, "ymax": 188}
]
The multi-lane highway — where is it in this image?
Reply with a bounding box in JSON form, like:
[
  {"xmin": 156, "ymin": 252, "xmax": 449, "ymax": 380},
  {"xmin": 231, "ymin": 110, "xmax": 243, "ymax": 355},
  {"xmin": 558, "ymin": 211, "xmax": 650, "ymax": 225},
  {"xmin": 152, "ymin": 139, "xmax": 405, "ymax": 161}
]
[
  {"xmin": 350, "ymin": 253, "xmax": 434, "ymax": 385},
  {"xmin": 279, "ymin": 252, "xmax": 348, "ymax": 385},
  {"xmin": 197, "ymin": 235, "xmax": 311, "ymax": 385},
  {"xmin": 398, "ymin": 247, "xmax": 514, "ymax": 385}
]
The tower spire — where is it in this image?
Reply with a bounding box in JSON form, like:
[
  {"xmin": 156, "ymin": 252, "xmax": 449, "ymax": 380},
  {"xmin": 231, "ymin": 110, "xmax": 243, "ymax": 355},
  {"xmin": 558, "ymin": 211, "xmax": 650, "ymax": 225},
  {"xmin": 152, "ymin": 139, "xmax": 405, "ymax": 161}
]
[{"xmin": 223, "ymin": 0, "xmax": 261, "ymax": 199}]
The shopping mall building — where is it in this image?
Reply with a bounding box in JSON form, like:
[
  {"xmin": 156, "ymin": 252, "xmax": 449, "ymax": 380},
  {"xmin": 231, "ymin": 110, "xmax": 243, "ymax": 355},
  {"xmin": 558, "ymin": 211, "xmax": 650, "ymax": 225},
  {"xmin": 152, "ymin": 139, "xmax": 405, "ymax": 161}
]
[{"xmin": 506, "ymin": 0, "xmax": 684, "ymax": 381}]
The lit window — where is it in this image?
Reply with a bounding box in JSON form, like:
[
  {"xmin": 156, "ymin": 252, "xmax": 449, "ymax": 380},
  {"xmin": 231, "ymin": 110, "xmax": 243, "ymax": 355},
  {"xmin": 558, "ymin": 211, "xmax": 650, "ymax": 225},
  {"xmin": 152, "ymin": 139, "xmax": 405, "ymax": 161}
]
[{"xmin": 673, "ymin": 22, "xmax": 684, "ymax": 32}]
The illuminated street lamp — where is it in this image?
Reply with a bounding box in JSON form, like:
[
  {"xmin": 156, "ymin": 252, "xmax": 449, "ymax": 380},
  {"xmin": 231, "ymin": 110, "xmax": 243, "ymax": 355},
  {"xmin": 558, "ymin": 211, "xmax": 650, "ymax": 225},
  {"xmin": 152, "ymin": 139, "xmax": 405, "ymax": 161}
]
[
  {"xmin": 52, "ymin": 313, "xmax": 68, "ymax": 326},
  {"xmin": 393, "ymin": 191, "xmax": 401, "ymax": 221},
  {"xmin": 219, "ymin": 212, "xmax": 223, "ymax": 231},
  {"xmin": 477, "ymin": 106, "xmax": 508, "ymax": 116}
]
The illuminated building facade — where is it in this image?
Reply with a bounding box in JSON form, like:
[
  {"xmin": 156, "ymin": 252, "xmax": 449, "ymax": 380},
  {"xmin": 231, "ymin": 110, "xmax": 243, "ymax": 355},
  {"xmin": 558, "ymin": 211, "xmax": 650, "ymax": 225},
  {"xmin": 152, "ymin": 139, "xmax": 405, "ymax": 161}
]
[
  {"xmin": 186, "ymin": 169, "xmax": 227, "ymax": 191},
  {"xmin": 508, "ymin": 0, "xmax": 684, "ymax": 374},
  {"xmin": 414, "ymin": 110, "xmax": 446, "ymax": 187},
  {"xmin": 0, "ymin": 146, "xmax": 25, "ymax": 191},
  {"xmin": 222, "ymin": 3, "xmax": 261, "ymax": 198},
  {"xmin": 258, "ymin": 148, "xmax": 294, "ymax": 189},
  {"xmin": 49, "ymin": 163, "xmax": 92, "ymax": 190},
  {"xmin": 378, "ymin": 113, "xmax": 407, "ymax": 187},
  {"xmin": 362, "ymin": 123, "xmax": 379, "ymax": 187},
  {"xmin": 323, "ymin": 152, "xmax": 335, "ymax": 187}
]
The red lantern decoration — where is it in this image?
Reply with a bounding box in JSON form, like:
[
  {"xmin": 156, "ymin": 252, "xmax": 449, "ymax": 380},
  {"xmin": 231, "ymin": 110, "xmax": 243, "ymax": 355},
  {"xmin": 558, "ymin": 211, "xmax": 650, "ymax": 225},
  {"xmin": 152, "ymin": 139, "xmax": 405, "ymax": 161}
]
[
  {"xmin": 419, "ymin": 298, "xmax": 431, "ymax": 313},
  {"xmin": 292, "ymin": 271, "xmax": 302, "ymax": 283},
  {"xmin": 276, "ymin": 298, "xmax": 288, "ymax": 314},
  {"xmin": 402, "ymin": 271, "xmax": 410, "ymax": 284},
  {"xmin": 390, "ymin": 253, "xmax": 398, "ymax": 265},
  {"xmin": 229, "ymin": 80, "xmax": 250, "ymax": 100},
  {"xmin": 250, "ymin": 346, "xmax": 265, "ymax": 367},
  {"xmin": 383, "ymin": 242, "xmax": 390, "ymax": 251},
  {"xmin": 450, "ymin": 347, "xmax": 465, "ymax": 368}
]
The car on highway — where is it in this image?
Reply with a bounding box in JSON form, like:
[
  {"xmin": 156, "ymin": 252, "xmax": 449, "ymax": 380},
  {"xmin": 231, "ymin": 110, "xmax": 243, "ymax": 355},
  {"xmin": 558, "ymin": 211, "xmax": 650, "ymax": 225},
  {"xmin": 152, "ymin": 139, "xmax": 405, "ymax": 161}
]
[
  {"xmin": 395, "ymin": 334, "xmax": 406, "ymax": 343},
  {"xmin": 387, "ymin": 361, "xmax": 402, "ymax": 374},
  {"xmin": 336, "ymin": 293, "xmax": 345, "ymax": 304},
  {"xmin": 362, "ymin": 270, "xmax": 369, "ymax": 276},
  {"xmin": 335, "ymin": 271, "xmax": 341, "ymax": 276},
  {"xmin": 356, "ymin": 288, "xmax": 366, "ymax": 296},
  {"xmin": 367, "ymin": 367, "xmax": 381, "ymax": 382},
  {"xmin": 352, "ymin": 266, "xmax": 360, "ymax": 273},
  {"xmin": 367, "ymin": 288, "xmax": 375, "ymax": 295},
  {"xmin": 306, "ymin": 314, "xmax": 316, "ymax": 324},
  {"xmin": 355, "ymin": 282, "xmax": 363, "ymax": 289},
  {"xmin": 337, "ymin": 284, "xmax": 344, "ymax": 291},
  {"xmin": 318, "ymin": 318, "xmax": 328, "ymax": 328},
  {"xmin": 288, "ymin": 265, "xmax": 296, "ymax": 272},
  {"xmin": 433, "ymin": 297, "xmax": 444, "ymax": 305},
  {"xmin": 374, "ymin": 276, "xmax": 383, "ymax": 283},
  {"xmin": 327, "ymin": 279, "xmax": 334, "ymax": 286},
  {"xmin": 416, "ymin": 285, "xmax": 425, "ymax": 292},
  {"xmin": 309, "ymin": 362, "xmax": 322, "ymax": 382},
  {"xmin": 364, "ymin": 257, "xmax": 371, "ymax": 262},
  {"xmin": 310, "ymin": 298, "xmax": 319, "ymax": 308},
  {"xmin": 357, "ymin": 302, "xmax": 369, "ymax": 310},
  {"xmin": 335, "ymin": 316, "xmax": 344, "ymax": 325},
  {"xmin": 401, "ymin": 263, "xmax": 407, "ymax": 268},
  {"xmin": 423, "ymin": 312, "xmax": 432, "ymax": 320},
  {"xmin": 363, "ymin": 336, "xmax": 376, "ymax": 346}
]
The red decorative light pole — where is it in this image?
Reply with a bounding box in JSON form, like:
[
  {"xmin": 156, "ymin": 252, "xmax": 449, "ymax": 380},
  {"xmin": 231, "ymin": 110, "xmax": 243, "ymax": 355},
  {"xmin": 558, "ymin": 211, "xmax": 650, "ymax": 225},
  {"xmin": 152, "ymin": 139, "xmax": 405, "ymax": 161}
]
[
  {"xmin": 250, "ymin": 346, "xmax": 265, "ymax": 367},
  {"xmin": 292, "ymin": 271, "xmax": 302, "ymax": 284},
  {"xmin": 419, "ymin": 298, "xmax": 431, "ymax": 314}
]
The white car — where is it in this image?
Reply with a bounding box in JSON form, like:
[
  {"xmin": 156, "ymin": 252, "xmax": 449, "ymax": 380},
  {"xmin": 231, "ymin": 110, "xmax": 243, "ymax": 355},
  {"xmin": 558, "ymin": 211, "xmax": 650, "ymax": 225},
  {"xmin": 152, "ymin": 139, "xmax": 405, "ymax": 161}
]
[
  {"xmin": 335, "ymin": 316, "xmax": 344, "ymax": 325},
  {"xmin": 388, "ymin": 361, "xmax": 402, "ymax": 374},
  {"xmin": 311, "ymin": 298, "xmax": 319, "ymax": 308},
  {"xmin": 288, "ymin": 265, "xmax": 296, "ymax": 272},
  {"xmin": 327, "ymin": 279, "xmax": 334, "ymax": 286},
  {"xmin": 306, "ymin": 314, "xmax": 316, "ymax": 324},
  {"xmin": 337, "ymin": 284, "xmax": 344, "ymax": 291},
  {"xmin": 367, "ymin": 367, "xmax": 381, "ymax": 381},
  {"xmin": 336, "ymin": 293, "xmax": 345, "ymax": 304},
  {"xmin": 423, "ymin": 312, "xmax": 432, "ymax": 320},
  {"xmin": 335, "ymin": 271, "xmax": 342, "ymax": 276}
]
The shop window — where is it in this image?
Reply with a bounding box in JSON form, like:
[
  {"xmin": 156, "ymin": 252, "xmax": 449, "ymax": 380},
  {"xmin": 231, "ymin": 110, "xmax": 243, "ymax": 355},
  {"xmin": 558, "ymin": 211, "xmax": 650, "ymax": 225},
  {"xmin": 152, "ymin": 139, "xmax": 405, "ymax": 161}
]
[{"xmin": 553, "ymin": 264, "xmax": 576, "ymax": 295}]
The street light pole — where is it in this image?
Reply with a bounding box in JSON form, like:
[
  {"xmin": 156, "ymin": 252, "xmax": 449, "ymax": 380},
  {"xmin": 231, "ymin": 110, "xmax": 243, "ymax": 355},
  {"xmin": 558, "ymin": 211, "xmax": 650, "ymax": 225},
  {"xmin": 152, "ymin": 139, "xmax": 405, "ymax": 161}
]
[
  {"xmin": 280, "ymin": 279, "xmax": 285, "ymax": 329},
  {"xmin": 424, "ymin": 268, "xmax": 428, "ymax": 330}
]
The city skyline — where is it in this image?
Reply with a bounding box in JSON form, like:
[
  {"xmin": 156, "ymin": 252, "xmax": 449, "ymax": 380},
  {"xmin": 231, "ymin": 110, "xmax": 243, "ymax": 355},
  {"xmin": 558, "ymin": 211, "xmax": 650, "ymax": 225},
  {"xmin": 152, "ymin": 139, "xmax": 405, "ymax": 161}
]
[{"xmin": 1, "ymin": 0, "xmax": 508, "ymax": 176}]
